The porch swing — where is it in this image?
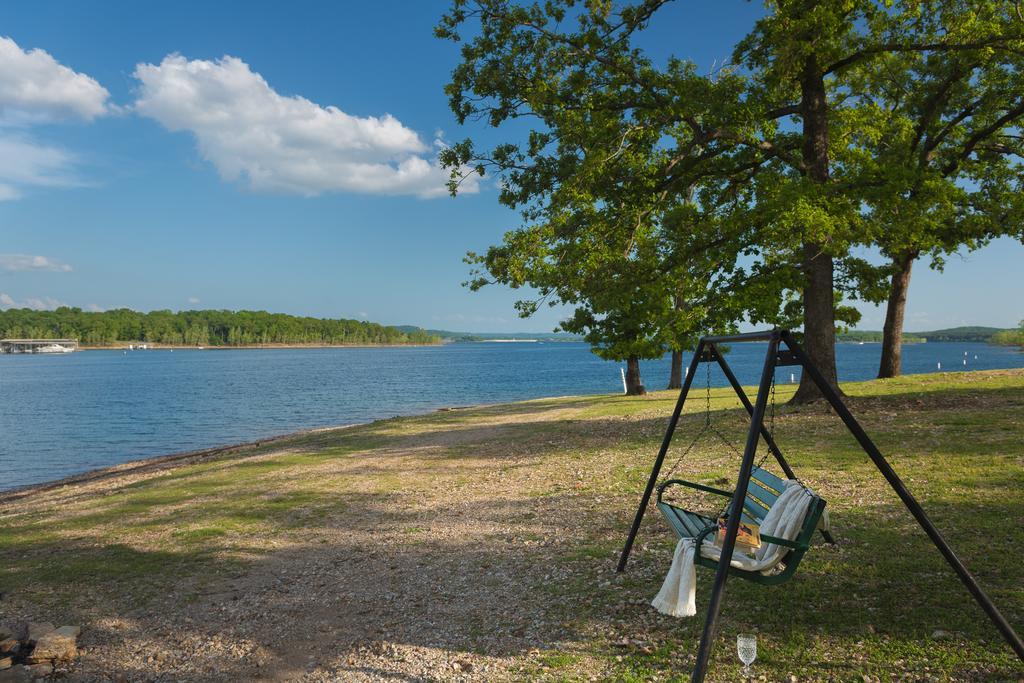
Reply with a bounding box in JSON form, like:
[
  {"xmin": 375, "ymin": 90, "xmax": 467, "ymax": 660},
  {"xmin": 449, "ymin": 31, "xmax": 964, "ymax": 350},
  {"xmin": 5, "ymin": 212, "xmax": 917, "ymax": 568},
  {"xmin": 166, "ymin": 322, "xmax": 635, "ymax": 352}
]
[
  {"xmin": 653, "ymin": 359, "xmax": 828, "ymax": 586},
  {"xmin": 616, "ymin": 330, "xmax": 1024, "ymax": 683}
]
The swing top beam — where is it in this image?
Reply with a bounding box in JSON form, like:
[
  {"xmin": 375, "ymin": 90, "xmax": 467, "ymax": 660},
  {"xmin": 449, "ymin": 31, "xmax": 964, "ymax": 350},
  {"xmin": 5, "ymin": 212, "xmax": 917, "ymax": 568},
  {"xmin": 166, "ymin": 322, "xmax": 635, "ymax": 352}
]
[{"xmin": 697, "ymin": 329, "xmax": 783, "ymax": 343}]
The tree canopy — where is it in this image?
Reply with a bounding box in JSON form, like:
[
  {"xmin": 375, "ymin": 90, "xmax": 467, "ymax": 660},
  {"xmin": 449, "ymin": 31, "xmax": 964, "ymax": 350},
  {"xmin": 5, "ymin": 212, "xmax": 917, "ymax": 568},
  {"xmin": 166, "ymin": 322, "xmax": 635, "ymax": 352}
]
[{"xmin": 438, "ymin": 0, "xmax": 1024, "ymax": 400}]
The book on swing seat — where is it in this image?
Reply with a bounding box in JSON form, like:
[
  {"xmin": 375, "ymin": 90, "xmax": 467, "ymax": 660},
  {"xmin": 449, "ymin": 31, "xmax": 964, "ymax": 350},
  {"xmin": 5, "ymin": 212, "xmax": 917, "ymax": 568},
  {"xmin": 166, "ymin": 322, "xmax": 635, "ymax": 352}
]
[{"xmin": 715, "ymin": 515, "xmax": 762, "ymax": 552}]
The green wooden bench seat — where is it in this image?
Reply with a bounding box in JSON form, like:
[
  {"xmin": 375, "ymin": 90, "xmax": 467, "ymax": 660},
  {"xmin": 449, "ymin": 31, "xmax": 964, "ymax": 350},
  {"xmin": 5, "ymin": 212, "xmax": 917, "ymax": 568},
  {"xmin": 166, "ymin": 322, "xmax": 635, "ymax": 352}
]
[{"xmin": 655, "ymin": 465, "xmax": 826, "ymax": 586}]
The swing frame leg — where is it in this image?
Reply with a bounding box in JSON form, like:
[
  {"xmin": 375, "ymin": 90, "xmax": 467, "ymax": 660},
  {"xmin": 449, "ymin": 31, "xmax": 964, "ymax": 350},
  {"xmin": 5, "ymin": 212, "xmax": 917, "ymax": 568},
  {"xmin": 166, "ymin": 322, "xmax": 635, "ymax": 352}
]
[
  {"xmin": 690, "ymin": 338, "xmax": 780, "ymax": 681},
  {"xmin": 714, "ymin": 349, "xmax": 835, "ymax": 545},
  {"xmin": 781, "ymin": 332, "xmax": 1024, "ymax": 663},
  {"xmin": 617, "ymin": 340, "xmax": 705, "ymax": 572}
]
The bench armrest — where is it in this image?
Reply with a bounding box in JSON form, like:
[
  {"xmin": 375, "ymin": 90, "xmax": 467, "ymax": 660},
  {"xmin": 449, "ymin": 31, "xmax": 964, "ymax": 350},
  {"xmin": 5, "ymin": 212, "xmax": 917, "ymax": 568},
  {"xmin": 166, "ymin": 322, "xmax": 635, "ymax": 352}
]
[
  {"xmin": 695, "ymin": 522, "xmax": 718, "ymax": 546},
  {"xmin": 759, "ymin": 533, "xmax": 808, "ymax": 551},
  {"xmin": 657, "ymin": 478, "xmax": 733, "ymax": 503}
]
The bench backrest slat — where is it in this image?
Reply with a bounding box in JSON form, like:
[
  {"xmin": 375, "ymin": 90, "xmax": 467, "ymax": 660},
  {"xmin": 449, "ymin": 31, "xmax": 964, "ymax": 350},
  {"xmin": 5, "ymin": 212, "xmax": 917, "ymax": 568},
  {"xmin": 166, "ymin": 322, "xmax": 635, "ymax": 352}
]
[
  {"xmin": 746, "ymin": 479, "xmax": 780, "ymax": 508},
  {"xmin": 733, "ymin": 466, "xmax": 784, "ymax": 523},
  {"xmin": 751, "ymin": 466, "xmax": 787, "ymax": 491},
  {"xmin": 742, "ymin": 496, "xmax": 769, "ymax": 522},
  {"xmin": 733, "ymin": 467, "xmax": 822, "ymax": 543}
]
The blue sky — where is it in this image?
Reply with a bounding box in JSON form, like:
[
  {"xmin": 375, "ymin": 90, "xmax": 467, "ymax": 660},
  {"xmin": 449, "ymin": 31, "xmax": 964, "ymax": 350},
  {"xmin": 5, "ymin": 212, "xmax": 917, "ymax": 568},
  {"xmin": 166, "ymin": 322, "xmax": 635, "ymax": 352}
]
[{"xmin": 0, "ymin": 1, "xmax": 1020, "ymax": 333}]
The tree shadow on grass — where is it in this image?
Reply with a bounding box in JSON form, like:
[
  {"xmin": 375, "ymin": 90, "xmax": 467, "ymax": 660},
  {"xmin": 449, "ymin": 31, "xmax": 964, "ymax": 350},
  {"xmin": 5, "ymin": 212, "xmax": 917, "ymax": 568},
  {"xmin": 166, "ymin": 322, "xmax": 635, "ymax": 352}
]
[
  {"xmin": 2, "ymin": 482, "xmax": 1021, "ymax": 681},
  {"xmin": 1, "ymin": 377, "xmax": 1021, "ymax": 680}
]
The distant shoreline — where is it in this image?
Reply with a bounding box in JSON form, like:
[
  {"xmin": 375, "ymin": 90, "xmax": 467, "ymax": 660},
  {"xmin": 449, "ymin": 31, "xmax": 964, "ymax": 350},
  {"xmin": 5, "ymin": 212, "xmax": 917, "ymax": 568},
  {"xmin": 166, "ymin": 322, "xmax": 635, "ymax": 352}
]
[
  {"xmin": 4, "ymin": 359, "xmax": 1023, "ymax": 498},
  {"xmin": 0, "ymin": 422, "xmax": 367, "ymax": 504},
  {"xmin": 75, "ymin": 341, "xmax": 445, "ymax": 351}
]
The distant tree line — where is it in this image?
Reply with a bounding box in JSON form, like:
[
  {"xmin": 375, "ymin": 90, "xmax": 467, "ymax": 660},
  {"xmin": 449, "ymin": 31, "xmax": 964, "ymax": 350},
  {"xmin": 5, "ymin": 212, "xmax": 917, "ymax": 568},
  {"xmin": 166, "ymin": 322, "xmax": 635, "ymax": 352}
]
[
  {"xmin": 0, "ymin": 308, "xmax": 440, "ymax": 346},
  {"xmin": 991, "ymin": 321, "xmax": 1024, "ymax": 348}
]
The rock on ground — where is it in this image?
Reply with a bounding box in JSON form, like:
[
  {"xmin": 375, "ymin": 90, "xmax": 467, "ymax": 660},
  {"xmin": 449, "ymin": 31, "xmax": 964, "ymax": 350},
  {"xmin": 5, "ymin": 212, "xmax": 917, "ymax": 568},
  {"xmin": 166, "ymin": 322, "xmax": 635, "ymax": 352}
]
[{"xmin": 28, "ymin": 626, "xmax": 80, "ymax": 663}]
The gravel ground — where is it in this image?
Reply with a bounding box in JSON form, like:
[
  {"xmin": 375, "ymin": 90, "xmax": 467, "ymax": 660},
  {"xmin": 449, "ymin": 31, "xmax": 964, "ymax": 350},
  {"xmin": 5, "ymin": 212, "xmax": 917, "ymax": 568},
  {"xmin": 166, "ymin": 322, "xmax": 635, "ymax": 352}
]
[
  {"xmin": 2, "ymin": 402, "xmax": 641, "ymax": 681},
  {"xmin": 2, "ymin": 372, "xmax": 1022, "ymax": 681}
]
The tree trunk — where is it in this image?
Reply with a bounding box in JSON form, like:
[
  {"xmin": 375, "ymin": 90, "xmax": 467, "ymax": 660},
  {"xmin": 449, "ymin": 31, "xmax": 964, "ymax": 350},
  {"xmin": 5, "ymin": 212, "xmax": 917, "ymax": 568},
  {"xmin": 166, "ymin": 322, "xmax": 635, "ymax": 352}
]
[
  {"xmin": 792, "ymin": 56, "xmax": 842, "ymax": 404},
  {"xmin": 667, "ymin": 350, "xmax": 683, "ymax": 389},
  {"xmin": 792, "ymin": 243, "xmax": 840, "ymax": 402},
  {"xmin": 625, "ymin": 355, "xmax": 646, "ymax": 395},
  {"xmin": 667, "ymin": 293, "xmax": 686, "ymax": 390},
  {"xmin": 878, "ymin": 251, "xmax": 917, "ymax": 378}
]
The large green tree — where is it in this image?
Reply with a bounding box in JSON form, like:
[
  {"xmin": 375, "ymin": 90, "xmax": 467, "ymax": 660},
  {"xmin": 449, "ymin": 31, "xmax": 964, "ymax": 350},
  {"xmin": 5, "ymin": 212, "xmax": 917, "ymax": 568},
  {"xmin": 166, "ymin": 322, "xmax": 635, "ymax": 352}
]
[
  {"xmin": 463, "ymin": 152, "xmax": 735, "ymax": 394},
  {"xmin": 838, "ymin": 17, "xmax": 1024, "ymax": 376},
  {"xmin": 727, "ymin": 0, "xmax": 1024, "ymax": 398},
  {"xmin": 440, "ymin": 1, "xmax": 747, "ymax": 392},
  {"xmin": 438, "ymin": 0, "xmax": 1023, "ymax": 402},
  {"xmin": 438, "ymin": 0, "xmax": 861, "ymax": 400},
  {"xmin": 438, "ymin": 1, "xmax": 782, "ymax": 394}
]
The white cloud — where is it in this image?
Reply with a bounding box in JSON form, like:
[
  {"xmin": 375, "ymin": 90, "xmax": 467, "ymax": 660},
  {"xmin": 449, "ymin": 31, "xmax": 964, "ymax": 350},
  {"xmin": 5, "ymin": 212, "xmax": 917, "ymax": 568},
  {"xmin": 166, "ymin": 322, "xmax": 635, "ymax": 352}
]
[
  {"xmin": 25, "ymin": 296, "xmax": 65, "ymax": 309},
  {"xmin": 0, "ymin": 253, "xmax": 72, "ymax": 272},
  {"xmin": 132, "ymin": 54, "xmax": 476, "ymax": 199},
  {"xmin": 187, "ymin": 297, "xmax": 201, "ymax": 305},
  {"xmin": 87, "ymin": 303, "xmax": 104, "ymax": 312},
  {"xmin": 0, "ymin": 36, "xmax": 111, "ymax": 123},
  {"xmin": 0, "ymin": 37, "xmax": 111, "ymax": 199},
  {"xmin": 0, "ymin": 133, "xmax": 90, "ymax": 200},
  {"xmin": 0, "ymin": 292, "xmax": 66, "ymax": 310}
]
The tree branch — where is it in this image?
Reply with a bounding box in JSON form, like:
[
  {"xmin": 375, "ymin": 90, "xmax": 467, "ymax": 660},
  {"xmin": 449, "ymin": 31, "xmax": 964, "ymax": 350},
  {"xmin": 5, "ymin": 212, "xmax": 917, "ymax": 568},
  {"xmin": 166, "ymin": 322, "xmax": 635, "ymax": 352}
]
[
  {"xmin": 824, "ymin": 36, "xmax": 1023, "ymax": 76},
  {"xmin": 910, "ymin": 61, "xmax": 976, "ymax": 155},
  {"xmin": 943, "ymin": 98, "xmax": 1024, "ymax": 176}
]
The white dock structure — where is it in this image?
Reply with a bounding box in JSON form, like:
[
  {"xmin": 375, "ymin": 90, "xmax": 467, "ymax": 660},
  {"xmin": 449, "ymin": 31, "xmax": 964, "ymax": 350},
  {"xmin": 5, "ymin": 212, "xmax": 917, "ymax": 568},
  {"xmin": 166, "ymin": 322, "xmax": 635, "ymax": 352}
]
[{"xmin": 0, "ymin": 339, "xmax": 79, "ymax": 354}]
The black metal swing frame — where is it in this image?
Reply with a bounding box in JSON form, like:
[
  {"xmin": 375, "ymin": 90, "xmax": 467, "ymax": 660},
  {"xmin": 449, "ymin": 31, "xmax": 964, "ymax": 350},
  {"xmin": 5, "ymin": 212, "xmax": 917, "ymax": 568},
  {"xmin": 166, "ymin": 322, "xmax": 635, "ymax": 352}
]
[{"xmin": 616, "ymin": 329, "xmax": 1024, "ymax": 682}]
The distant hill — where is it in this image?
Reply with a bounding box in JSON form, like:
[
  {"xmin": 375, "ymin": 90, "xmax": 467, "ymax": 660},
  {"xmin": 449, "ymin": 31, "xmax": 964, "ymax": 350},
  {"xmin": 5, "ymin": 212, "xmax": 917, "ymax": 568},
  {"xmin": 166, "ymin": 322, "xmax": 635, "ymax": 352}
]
[
  {"xmin": 915, "ymin": 326, "xmax": 1009, "ymax": 342},
  {"xmin": 839, "ymin": 326, "xmax": 1013, "ymax": 343},
  {"xmin": 395, "ymin": 326, "xmax": 583, "ymax": 342},
  {"xmin": 470, "ymin": 331, "xmax": 583, "ymax": 342},
  {"xmin": 409, "ymin": 324, "xmax": 1010, "ymax": 345},
  {"xmin": 837, "ymin": 330, "xmax": 925, "ymax": 343},
  {"xmin": 393, "ymin": 326, "xmax": 483, "ymax": 342}
]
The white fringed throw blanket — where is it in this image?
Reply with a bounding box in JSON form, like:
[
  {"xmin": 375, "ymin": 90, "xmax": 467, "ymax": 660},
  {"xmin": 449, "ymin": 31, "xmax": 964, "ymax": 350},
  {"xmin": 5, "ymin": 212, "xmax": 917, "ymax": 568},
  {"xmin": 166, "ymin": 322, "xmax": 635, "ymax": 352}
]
[{"xmin": 651, "ymin": 480, "xmax": 813, "ymax": 617}]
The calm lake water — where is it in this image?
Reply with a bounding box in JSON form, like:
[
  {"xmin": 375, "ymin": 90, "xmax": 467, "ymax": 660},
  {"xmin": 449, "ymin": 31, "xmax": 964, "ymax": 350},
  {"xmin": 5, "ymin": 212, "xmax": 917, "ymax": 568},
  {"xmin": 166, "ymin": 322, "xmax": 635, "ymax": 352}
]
[{"xmin": 2, "ymin": 341, "xmax": 1021, "ymax": 491}]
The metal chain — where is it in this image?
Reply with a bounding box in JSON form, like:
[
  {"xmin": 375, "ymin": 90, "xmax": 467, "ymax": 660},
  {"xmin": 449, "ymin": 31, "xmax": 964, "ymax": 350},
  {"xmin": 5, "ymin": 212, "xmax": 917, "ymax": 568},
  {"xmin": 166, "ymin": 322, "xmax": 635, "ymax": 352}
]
[
  {"xmin": 714, "ymin": 371, "xmax": 777, "ymax": 520},
  {"xmin": 708, "ymin": 362, "xmax": 740, "ymax": 451},
  {"xmin": 705, "ymin": 357, "xmax": 743, "ymax": 458},
  {"xmin": 661, "ymin": 359, "xmax": 779, "ymax": 496},
  {"xmin": 661, "ymin": 357, "xmax": 715, "ymax": 482},
  {"xmin": 704, "ymin": 359, "xmax": 713, "ymax": 426},
  {"xmin": 752, "ymin": 372, "xmax": 776, "ymax": 472},
  {"xmin": 660, "ymin": 424, "xmax": 709, "ymax": 482}
]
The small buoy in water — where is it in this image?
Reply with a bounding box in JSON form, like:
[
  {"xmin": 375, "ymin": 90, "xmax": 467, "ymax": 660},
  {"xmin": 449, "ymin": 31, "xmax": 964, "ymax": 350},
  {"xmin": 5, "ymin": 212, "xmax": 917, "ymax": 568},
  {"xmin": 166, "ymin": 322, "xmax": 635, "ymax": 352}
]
[
  {"xmin": 790, "ymin": 373, "xmax": 796, "ymax": 383},
  {"xmin": 937, "ymin": 362, "xmax": 941, "ymax": 370},
  {"xmin": 974, "ymin": 355, "xmax": 977, "ymax": 360},
  {"xmin": 963, "ymin": 358, "xmax": 967, "ymax": 366}
]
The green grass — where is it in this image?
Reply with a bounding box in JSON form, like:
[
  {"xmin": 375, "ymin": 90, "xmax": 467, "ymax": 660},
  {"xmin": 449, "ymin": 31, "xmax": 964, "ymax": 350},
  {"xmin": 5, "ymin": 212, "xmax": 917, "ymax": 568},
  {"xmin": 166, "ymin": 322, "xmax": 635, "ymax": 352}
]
[{"xmin": 1, "ymin": 369, "xmax": 1022, "ymax": 681}]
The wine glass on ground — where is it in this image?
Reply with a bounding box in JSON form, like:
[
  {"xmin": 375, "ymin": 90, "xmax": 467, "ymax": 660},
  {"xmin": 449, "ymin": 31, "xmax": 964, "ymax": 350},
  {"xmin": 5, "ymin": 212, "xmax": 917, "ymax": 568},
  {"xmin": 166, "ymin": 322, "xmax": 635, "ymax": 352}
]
[{"xmin": 736, "ymin": 633, "xmax": 757, "ymax": 676}]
